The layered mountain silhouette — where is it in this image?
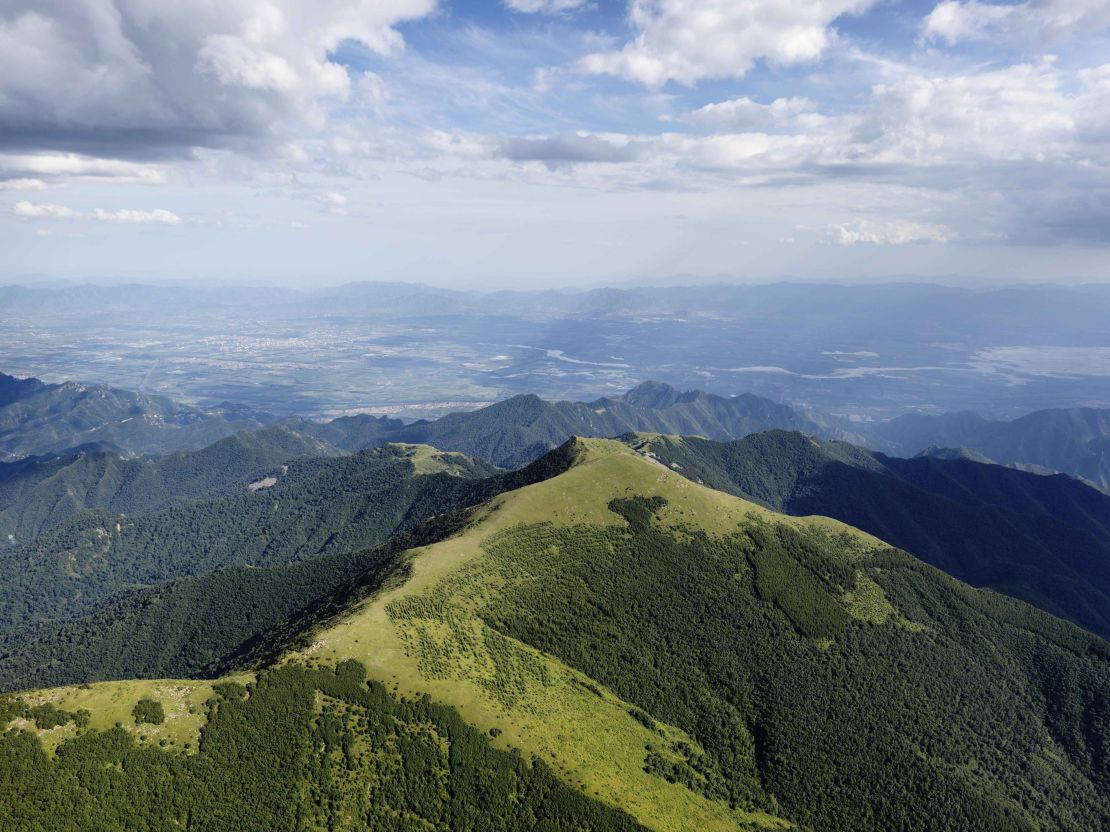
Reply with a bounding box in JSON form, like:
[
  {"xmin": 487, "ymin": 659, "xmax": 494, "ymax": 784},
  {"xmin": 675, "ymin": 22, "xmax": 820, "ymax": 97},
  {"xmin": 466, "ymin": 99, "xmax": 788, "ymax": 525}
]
[
  {"xmin": 297, "ymin": 380, "xmax": 861, "ymax": 467},
  {"xmin": 0, "ymin": 372, "xmax": 271, "ymax": 462},
  {"xmin": 872, "ymin": 407, "xmax": 1110, "ymax": 491}
]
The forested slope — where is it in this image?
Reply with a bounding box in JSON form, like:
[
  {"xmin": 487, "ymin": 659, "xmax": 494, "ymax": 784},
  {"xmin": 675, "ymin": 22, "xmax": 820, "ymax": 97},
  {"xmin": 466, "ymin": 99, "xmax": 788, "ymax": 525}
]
[
  {"xmin": 0, "ymin": 443, "xmax": 579, "ymax": 691},
  {"xmin": 4, "ymin": 439, "xmax": 1107, "ymax": 831},
  {"xmin": 0, "ymin": 445, "xmax": 497, "ymax": 636},
  {"xmin": 0, "ymin": 425, "xmax": 338, "ymax": 546},
  {"xmin": 625, "ymin": 430, "xmax": 1110, "ymax": 639},
  {"xmin": 0, "ymin": 661, "xmax": 647, "ymax": 832}
]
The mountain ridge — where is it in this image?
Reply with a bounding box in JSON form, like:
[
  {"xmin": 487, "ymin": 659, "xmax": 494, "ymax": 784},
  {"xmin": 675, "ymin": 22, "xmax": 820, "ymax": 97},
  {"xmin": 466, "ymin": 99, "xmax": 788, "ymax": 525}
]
[
  {"xmin": 4, "ymin": 438, "xmax": 1109, "ymax": 831},
  {"xmin": 0, "ymin": 371, "xmax": 273, "ymax": 463},
  {"xmin": 0, "ymin": 425, "xmax": 341, "ymax": 546},
  {"xmin": 627, "ymin": 430, "xmax": 1110, "ymax": 638},
  {"xmin": 873, "ymin": 406, "xmax": 1110, "ymax": 491},
  {"xmin": 303, "ymin": 381, "xmax": 863, "ymax": 468}
]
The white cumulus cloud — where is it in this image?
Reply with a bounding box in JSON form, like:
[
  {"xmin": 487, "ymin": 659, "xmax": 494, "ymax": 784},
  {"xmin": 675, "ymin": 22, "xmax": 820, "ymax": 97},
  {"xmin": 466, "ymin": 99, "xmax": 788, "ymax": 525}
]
[
  {"xmin": 672, "ymin": 96, "xmax": 827, "ymax": 130},
  {"xmin": 0, "ymin": 178, "xmax": 45, "ymax": 190},
  {"xmin": 12, "ymin": 200, "xmax": 74, "ymax": 218},
  {"xmin": 824, "ymin": 218, "xmax": 956, "ymax": 245},
  {"xmin": 92, "ymin": 207, "xmax": 184, "ymax": 224},
  {"xmin": 924, "ymin": 0, "xmax": 1110, "ymax": 46},
  {"xmin": 0, "ymin": 0, "xmax": 437, "ymax": 159},
  {"xmin": 13, "ymin": 201, "xmax": 184, "ymax": 224},
  {"xmin": 0, "ymin": 153, "xmax": 165, "ymax": 184},
  {"xmin": 578, "ymin": 0, "xmax": 878, "ymax": 86}
]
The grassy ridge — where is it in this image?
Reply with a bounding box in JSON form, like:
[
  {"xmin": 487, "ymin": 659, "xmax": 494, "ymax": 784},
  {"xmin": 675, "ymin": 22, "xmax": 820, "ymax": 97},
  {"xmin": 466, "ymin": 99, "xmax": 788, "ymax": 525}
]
[
  {"xmin": 3, "ymin": 438, "xmax": 1109, "ymax": 831},
  {"xmin": 294, "ymin": 443, "xmax": 794, "ymax": 832},
  {"xmin": 297, "ymin": 439, "xmax": 1110, "ymax": 831}
]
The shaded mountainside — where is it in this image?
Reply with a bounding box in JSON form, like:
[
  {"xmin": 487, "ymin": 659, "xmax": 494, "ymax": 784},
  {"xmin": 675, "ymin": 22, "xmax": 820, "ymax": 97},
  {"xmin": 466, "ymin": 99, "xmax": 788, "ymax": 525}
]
[
  {"xmin": 0, "ymin": 444, "xmax": 499, "ymax": 638},
  {"xmin": 0, "ymin": 373, "xmax": 44, "ymax": 409},
  {"xmin": 0, "ymin": 444, "xmax": 577, "ymax": 691},
  {"xmin": 302, "ymin": 381, "xmax": 860, "ymax": 468},
  {"xmin": 0, "ymin": 425, "xmax": 340, "ymax": 547},
  {"xmin": 872, "ymin": 406, "xmax": 1110, "ymax": 491},
  {"xmin": 626, "ymin": 430, "xmax": 1110, "ymax": 639},
  {"xmin": 3, "ymin": 439, "xmax": 1110, "ymax": 831},
  {"xmin": 0, "ymin": 371, "xmax": 272, "ymax": 463}
]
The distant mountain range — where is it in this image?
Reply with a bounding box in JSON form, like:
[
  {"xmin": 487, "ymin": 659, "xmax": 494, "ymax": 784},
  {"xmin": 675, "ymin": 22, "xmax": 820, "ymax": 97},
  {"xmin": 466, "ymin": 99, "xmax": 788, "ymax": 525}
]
[
  {"xmin": 0, "ymin": 369, "xmax": 866, "ymax": 471},
  {"xmin": 6, "ymin": 367, "xmax": 1109, "ymax": 492},
  {"xmin": 871, "ymin": 407, "xmax": 1110, "ymax": 491},
  {"xmin": 296, "ymin": 379, "xmax": 861, "ymax": 468},
  {"xmin": 0, "ymin": 372, "xmax": 271, "ymax": 462}
]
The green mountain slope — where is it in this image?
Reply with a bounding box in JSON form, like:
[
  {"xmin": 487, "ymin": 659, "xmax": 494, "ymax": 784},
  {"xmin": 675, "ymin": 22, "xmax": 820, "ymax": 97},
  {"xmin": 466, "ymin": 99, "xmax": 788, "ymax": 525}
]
[
  {"xmin": 4, "ymin": 439, "xmax": 1108, "ymax": 832},
  {"xmin": 0, "ymin": 532, "xmax": 405, "ymax": 692},
  {"xmin": 0, "ymin": 372, "xmax": 271, "ymax": 463},
  {"xmin": 0, "ymin": 661, "xmax": 647, "ymax": 832},
  {"xmin": 626, "ymin": 430, "xmax": 1110, "ymax": 639},
  {"xmin": 0, "ymin": 444, "xmax": 498, "ymax": 637},
  {"xmin": 0, "ymin": 446, "xmax": 577, "ymax": 692},
  {"xmin": 306, "ymin": 381, "xmax": 860, "ymax": 468},
  {"xmin": 873, "ymin": 406, "xmax": 1110, "ymax": 491},
  {"xmin": 0, "ymin": 425, "xmax": 339, "ymax": 547}
]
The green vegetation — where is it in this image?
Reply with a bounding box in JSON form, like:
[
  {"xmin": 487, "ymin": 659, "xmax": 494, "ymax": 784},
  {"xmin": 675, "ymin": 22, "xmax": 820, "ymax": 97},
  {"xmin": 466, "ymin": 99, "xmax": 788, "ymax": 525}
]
[
  {"xmin": 293, "ymin": 440, "xmax": 799, "ymax": 832},
  {"xmin": 0, "ymin": 661, "xmax": 647, "ymax": 832},
  {"xmin": 0, "ymin": 534, "xmax": 402, "ymax": 691},
  {"xmin": 627, "ymin": 430, "xmax": 1110, "ymax": 639},
  {"xmin": 3, "ymin": 437, "xmax": 1110, "ymax": 832},
  {"xmin": 297, "ymin": 441, "xmax": 1110, "ymax": 832},
  {"xmin": 0, "ymin": 444, "xmax": 498, "ymax": 637},
  {"xmin": 0, "ymin": 699, "xmax": 89, "ymax": 731},
  {"xmin": 0, "ymin": 425, "xmax": 340, "ymax": 546},
  {"xmin": 477, "ymin": 495, "xmax": 1110, "ymax": 831},
  {"xmin": 131, "ymin": 697, "xmax": 164, "ymax": 725},
  {"xmin": 0, "ymin": 443, "xmax": 578, "ymax": 691}
]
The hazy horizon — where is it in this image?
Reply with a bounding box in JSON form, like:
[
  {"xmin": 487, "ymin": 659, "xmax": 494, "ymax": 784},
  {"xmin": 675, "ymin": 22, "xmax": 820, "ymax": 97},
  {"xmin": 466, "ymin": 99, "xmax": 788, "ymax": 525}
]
[{"xmin": 5, "ymin": 273, "xmax": 1110, "ymax": 293}]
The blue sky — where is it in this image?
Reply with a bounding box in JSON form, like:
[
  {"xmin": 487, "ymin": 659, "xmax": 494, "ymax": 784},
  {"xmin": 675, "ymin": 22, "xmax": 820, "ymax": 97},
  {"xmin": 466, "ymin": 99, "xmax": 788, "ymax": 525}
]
[{"xmin": 2, "ymin": 0, "xmax": 1109, "ymax": 287}]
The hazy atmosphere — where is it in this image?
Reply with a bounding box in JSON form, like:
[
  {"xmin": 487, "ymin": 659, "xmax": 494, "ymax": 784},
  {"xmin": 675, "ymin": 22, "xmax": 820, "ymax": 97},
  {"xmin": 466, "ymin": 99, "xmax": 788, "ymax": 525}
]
[{"xmin": 3, "ymin": 0, "xmax": 1110, "ymax": 286}]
